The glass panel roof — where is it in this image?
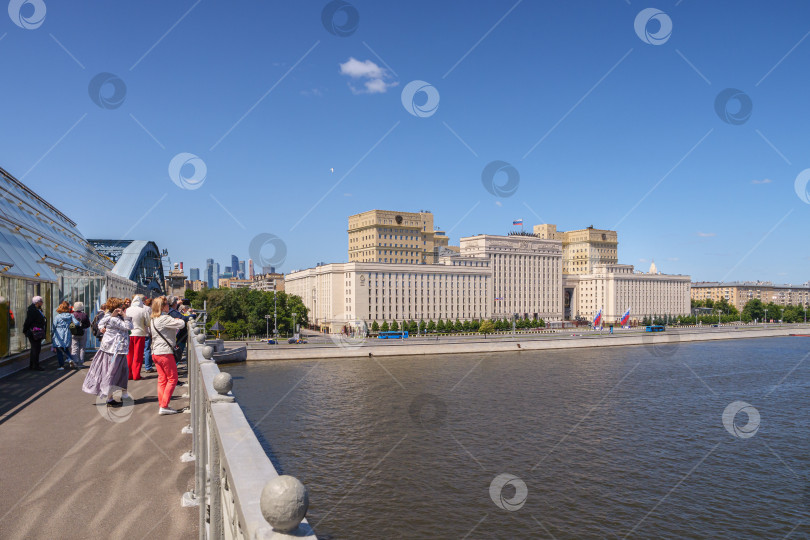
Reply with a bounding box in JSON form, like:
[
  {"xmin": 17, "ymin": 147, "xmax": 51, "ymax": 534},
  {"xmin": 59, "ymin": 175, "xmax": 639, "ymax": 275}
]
[{"xmin": 0, "ymin": 167, "xmax": 113, "ymax": 281}]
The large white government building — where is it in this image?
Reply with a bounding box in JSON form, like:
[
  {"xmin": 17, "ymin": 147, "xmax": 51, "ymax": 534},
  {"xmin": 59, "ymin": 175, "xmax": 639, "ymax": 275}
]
[
  {"xmin": 286, "ymin": 213, "xmax": 691, "ymax": 332},
  {"xmin": 564, "ymin": 262, "xmax": 691, "ymax": 322}
]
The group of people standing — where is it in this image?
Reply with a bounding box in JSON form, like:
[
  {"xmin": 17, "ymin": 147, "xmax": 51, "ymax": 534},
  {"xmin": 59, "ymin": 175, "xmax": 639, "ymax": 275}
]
[{"xmin": 22, "ymin": 293, "xmax": 196, "ymax": 416}]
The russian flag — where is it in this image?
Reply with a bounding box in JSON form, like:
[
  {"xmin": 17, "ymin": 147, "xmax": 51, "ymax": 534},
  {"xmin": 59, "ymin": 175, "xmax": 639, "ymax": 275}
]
[
  {"xmin": 513, "ymin": 219, "xmax": 523, "ymax": 226},
  {"xmin": 593, "ymin": 308, "xmax": 602, "ymax": 327},
  {"xmin": 620, "ymin": 308, "xmax": 630, "ymax": 326}
]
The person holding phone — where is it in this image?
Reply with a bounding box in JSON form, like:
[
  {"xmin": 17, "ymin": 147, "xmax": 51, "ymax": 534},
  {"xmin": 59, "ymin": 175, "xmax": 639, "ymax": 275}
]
[
  {"xmin": 149, "ymin": 296, "xmax": 185, "ymax": 415},
  {"xmin": 82, "ymin": 298, "xmax": 133, "ymax": 406}
]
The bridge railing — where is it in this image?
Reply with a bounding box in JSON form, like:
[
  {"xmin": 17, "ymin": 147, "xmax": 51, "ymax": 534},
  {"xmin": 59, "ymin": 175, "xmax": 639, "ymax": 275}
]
[{"xmin": 181, "ymin": 320, "xmax": 316, "ymax": 540}]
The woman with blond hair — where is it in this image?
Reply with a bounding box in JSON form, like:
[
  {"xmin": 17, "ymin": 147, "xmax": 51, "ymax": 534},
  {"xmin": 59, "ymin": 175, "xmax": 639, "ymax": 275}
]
[
  {"xmin": 149, "ymin": 296, "xmax": 185, "ymax": 415},
  {"xmin": 52, "ymin": 301, "xmax": 75, "ymax": 370},
  {"xmin": 82, "ymin": 298, "xmax": 133, "ymax": 406}
]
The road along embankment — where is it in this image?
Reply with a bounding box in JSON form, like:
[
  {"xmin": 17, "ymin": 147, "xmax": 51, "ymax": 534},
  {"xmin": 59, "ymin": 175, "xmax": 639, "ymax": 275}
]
[{"xmin": 242, "ymin": 326, "xmax": 807, "ymax": 361}]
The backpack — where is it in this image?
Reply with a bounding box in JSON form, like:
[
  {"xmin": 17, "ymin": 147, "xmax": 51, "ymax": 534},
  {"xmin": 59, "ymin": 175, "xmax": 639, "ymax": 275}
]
[
  {"xmin": 91, "ymin": 312, "xmax": 104, "ymax": 339},
  {"xmin": 69, "ymin": 316, "xmax": 84, "ymax": 337}
]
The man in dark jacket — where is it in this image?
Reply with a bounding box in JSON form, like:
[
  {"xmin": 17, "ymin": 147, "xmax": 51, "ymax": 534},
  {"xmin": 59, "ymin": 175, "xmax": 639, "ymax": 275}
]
[
  {"xmin": 167, "ymin": 296, "xmax": 195, "ymax": 362},
  {"xmin": 22, "ymin": 295, "xmax": 46, "ymax": 370}
]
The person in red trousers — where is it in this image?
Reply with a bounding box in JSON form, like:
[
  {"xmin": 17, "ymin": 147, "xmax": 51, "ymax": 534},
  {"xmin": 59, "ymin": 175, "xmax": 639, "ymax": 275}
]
[
  {"xmin": 148, "ymin": 296, "xmax": 186, "ymax": 415},
  {"xmin": 125, "ymin": 295, "xmax": 151, "ymax": 380}
]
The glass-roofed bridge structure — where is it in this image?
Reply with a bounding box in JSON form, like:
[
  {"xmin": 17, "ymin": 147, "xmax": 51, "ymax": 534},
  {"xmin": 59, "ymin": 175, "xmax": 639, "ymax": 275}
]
[{"xmin": 0, "ymin": 165, "xmax": 165, "ymax": 364}]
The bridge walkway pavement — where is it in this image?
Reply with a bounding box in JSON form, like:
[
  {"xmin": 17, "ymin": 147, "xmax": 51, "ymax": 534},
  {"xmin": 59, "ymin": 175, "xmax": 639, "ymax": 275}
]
[{"xmin": 0, "ymin": 354, "xmax": 197, "ymax": 539}]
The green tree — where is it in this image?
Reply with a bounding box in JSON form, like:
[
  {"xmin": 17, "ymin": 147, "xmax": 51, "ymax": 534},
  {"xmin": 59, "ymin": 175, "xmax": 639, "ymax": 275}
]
[
  {"xmin": 454, "ymin": 319, "xmax": 463, "ymax": 332},
  {"xmin": 764, "ymin": 302, "xmax": 782, "ymax": 322},
  {"xmin": 427, "ymin": 319, "xmax": 436, "ymax": 333},
  {"xmin": 391, "ymin": 320, "xmax": 399, "ymax": 331},
  {"xmin": 479, "ymin": 320, "xmax": 495, "ymax": 334},
  {"xmin": 742, "ymin": 299, "xmax": 765, "ymax": 322},
  {"xmin": 418, "ymin": 319, "xmax": 426, "ymax": 335},
  {"xmin": 371, "ymin": 321, "xmax": 379, "ymax": 332},
  {"xmin": 381, "ymin": 321, "xmax": 389, "ymax": 332},
  {"xmin": 437, "ymin": 319, "xmax": 445, "ymax": 333},
  {"xmin": 190, "ymin": 288, "xmax": 308, "ymax": 339}
]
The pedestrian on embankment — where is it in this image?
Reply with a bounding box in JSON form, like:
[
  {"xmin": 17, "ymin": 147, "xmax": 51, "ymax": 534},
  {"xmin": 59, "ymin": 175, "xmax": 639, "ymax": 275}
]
[
  {"xmin": 82, "ymin": 298, "xmax": 133, "ymax": 407},
  {"xmin": 52, "ymin": 301, "xmax": 75, "ymax": 370},
  {"xmin": 167, "ymin": 296, "xmax": 193, "ymax": 364},
  {"xmin": 142, "ymin": 297, "xmax": 156, "ymax": 374},
  {"xmin": 22, "ymin": 295, "xmax": 46, "ymax": 371},
  {"xmin": 125, "ymin": 294, "xmax": 150, "ymax": 380},
  {"xmin": 70, "ymin": 301, "xmax": 91, "ymax": 368},
  {"xmin": 91, "ymin": 302, "xmax": 107, "ymax": 341},
  {"xmin": 149, "ymin": 296, "xmax": 185, "ymax": 415}
]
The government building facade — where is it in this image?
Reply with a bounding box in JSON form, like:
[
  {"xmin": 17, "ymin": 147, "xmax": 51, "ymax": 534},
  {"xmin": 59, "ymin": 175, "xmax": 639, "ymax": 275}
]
[{"xmin": 287, "ymin": 211, "xmax": 691, "ymax": 332}]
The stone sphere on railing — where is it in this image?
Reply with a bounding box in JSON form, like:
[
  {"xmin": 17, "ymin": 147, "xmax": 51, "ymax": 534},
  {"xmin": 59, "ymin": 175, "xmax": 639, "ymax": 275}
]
[
  {"xmin": 195, "ymin": 333, "xmax": 205, "ymax": 344},
  {"xmin": 260, "ymin": 476, "xmax": 309, "ymax": 533},
  {"xmin": 202, "ymin": 345, "xmax": 214, "ymax": 359},
  {"xmin": 213, "ymin": 372, "xmax": 233, "ymax": 395}
]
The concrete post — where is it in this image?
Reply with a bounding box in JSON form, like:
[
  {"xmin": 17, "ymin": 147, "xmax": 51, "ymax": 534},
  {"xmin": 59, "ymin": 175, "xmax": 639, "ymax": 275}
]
[{"xmin": 209, "ymin": 422, "xmax": 223, "ymax": 539}]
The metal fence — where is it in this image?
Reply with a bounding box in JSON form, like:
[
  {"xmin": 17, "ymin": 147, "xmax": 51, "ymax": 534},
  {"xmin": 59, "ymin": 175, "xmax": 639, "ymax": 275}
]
[{"xmin": 181, "ymin": 320, "xmax": 316, "ymax": 539}]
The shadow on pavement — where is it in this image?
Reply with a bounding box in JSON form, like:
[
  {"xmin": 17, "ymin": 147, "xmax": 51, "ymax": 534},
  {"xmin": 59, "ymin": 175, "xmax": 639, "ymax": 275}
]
[{"xmin": 0, "ymin": 355, "xmax": 81, "ymax": 426}]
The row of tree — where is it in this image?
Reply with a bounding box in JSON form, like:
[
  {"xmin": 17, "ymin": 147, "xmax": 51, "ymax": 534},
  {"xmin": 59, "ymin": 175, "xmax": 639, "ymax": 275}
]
[
  {"xmin": 184, "ymin": 288, "xmax": 308, "ymax": 339},
  {"xmin": 370, "ymin": 317, "xmax": 546, "ymax": 335},
  {"xmin": 673, "ymin": 298, "xmax": 808, "ymax": 325}
]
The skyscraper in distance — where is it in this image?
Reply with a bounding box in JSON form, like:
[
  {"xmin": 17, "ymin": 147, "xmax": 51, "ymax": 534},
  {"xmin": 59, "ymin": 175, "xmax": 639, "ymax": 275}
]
[
  {"xmin": 231, "ymin": 255, "xmax": 239, "ymax": 279},
  {"xmin": 206, "ymin": 258, "xmax": 215, "ymax": 288},
  {"xmin": 248, "ymin": 259, "xmax": 255, "ymax": 279},
  {"xmin": 189, "ymin": 268, "xmax": 200, "ymax": 281},
  {"xmin": 238, "ymin": 260, "xmax": 246, "ymax": 279}
]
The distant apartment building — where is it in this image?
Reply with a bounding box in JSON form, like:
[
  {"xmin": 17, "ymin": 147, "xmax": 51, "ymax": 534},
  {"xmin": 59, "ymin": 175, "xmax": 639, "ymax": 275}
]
[
  {"xmin": 218, "ymin": 278, "xmax": 252, "ymax": 289},
  {"xmin": 691, "ymin": 281, "xmax": 810, "ymax": 311},
  {"xmin": 565, "ymin": 262, "xmax": 690, "ymax": 323},
  {"xmin": 348, "ymin": 209, "xmax": 450, "ymax": 265},
  {"xmin": 534, "ymin": 224, "xmax": 618, "ymax": 274},
  {"xmin": 250, "ymin": 272, "xmax": 285, "ymax": 292},
  {"xmin": 184, "ymin": 279, "xmax": 208, "ymax": 292},
  {"xmin": 189, "ymin": 268, "xmax": 200, "ymax": 281}
]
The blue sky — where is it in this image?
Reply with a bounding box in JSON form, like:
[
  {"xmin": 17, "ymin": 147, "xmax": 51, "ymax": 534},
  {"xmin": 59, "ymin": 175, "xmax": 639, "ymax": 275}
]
[{"xmin": 2, "ymin": 0, "xmax": 809, "ymax": 283}]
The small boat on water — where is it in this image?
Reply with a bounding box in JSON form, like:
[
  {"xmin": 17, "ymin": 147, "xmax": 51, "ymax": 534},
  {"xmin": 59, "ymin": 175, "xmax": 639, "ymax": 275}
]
[{"xmin": 212, "ymin": 346, "xmax": 247, "ymax": 364}]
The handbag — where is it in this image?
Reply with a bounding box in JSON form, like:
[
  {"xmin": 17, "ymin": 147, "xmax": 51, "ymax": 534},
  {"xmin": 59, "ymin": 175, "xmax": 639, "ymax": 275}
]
[
  {"xmin": 151, "ymin": 320, "xmax": 181, "ymax": 363},
  {"xmin": 31, "ymin": 327, "xmax": 46, "ymax": 340}
]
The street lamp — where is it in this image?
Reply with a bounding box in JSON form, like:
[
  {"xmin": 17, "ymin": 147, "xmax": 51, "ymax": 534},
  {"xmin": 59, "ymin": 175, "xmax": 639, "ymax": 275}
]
[
  {"xmin": 292, "ymin": 311, "xmax": 298, "ymax": 339},
  {"xmin": 764, "ymin": 308, "xmax": 768, "ymax": 326},
  {"xmin": 265, "ymin": 314, "xmax": 272, "ymax": 340}
]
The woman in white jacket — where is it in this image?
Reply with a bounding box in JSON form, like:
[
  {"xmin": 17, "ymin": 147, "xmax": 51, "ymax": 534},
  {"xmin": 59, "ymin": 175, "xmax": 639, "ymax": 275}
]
[
  {"xmin": 149, "ymin": 296, "xmax": 186, "ymax": 415},
  {"xmin": 82, "ymin": 297, "xmax": 133, "ymax": 406}
]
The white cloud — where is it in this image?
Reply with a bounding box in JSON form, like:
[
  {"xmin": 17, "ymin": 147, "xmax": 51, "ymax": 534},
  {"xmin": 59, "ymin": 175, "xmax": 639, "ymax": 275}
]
[
  {"xmin": 494, "ymin": 201, "xmax": 503, "ymax": 207},
  {"xmin": 751, "ymin": 178, "xmax": 772, "ymax": 184},
  {"xmin": 697, "ymin": 232, "xmax": 716, "ymax": 237},
  {"xmin": 339, "ymin": 57, "xmax": 398, "ymax": 94},
  {"xmin": 300, "ymin": 88, "xmax": 323, "ymax": 97}
]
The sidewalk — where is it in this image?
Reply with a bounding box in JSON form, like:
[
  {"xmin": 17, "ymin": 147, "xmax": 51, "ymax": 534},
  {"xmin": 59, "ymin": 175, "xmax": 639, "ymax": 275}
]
[{"xmin": 0, "ymin": 354, "xmax": 197, "ymax": 539}]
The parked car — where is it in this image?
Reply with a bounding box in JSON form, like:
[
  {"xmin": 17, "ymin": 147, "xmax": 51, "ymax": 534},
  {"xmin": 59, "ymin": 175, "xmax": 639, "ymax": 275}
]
[
  {"xmin": 266, "ymin": 339, "xmax": 277, "ymax": 344},
  {"xmin": 288, "ymin": 337, "xmax": 307, "ymax": 344}
]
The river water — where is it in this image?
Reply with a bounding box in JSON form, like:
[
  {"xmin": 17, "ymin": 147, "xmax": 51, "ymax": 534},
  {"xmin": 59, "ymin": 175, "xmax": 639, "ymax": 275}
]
[{"xmin": 228, "ymin": 337, "xmax": 810, "ymax": 539}]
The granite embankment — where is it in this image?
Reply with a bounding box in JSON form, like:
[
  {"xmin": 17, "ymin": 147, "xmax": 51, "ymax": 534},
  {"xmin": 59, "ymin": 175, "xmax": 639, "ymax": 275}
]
[{"xmin": 237, "ymin": 325, "xmax": 810, "ymax": 361}]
